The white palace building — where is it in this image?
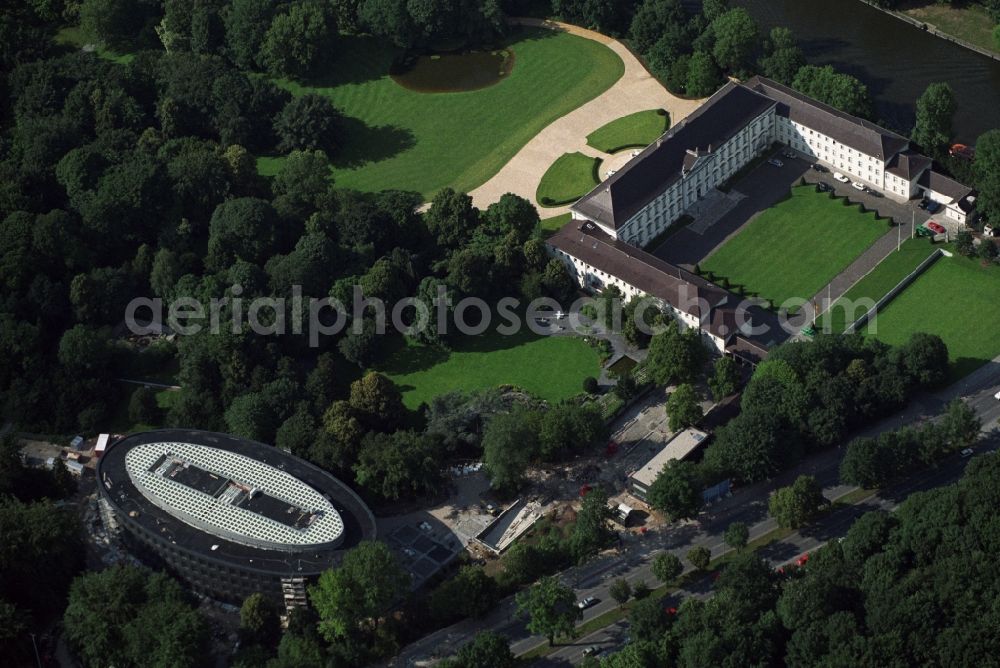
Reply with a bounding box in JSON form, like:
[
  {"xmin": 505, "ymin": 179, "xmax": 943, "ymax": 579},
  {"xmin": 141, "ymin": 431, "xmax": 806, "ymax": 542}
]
[{"xmin": 547, "ymin": 76, "xmax": 977, "ymax": 363}]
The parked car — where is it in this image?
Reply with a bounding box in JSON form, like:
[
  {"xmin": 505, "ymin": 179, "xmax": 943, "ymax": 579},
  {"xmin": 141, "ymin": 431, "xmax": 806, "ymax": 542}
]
[
  {"xmin": 984, "ymin": 224, "xmax": 997, "ymax": 237},
  {"xmin": 583, "ymin": 646, "xmax": 602, "ymax": 657},
  {"xmin": 961, "ymin": 448, "xmax": 974, "ymax": 458},
  {"xmin": 926, "ymin": 221, "xmax": 947, "ymax": 235},
  {"xmin": 577, "ymin": 596, "xmax": 598, "ymax": 610},
  {"xmin": 817, "ymin": 182, "xmax": 832, "ymax": 193},
  {"xmin": 833, "ymin": 172, "xmax": 850, "ymax": 183},
  {"xmin": 605, "ymin": 169, "xmax": 618, "ymax": 178},
  {"xmin": 994, "ymin": 390, "xmax": 1000, "ymax": 401},
  {"xmin": 811, "ymin": 163, "xmax": 828, "ymax": 172},
  {"xmin": 768, "ymin": 158, "xmax": 784, "ymax": 167},
  {"xmin": 919, "ymin": 199, "xmax": 929, "ymax": 210},
  {"xmin": 852, "ymin": 181, "xmax": 865, "ymax": 191},
  {"xmin": 926, "ymin": 200, "xmax": 941, "ymax": 213}
]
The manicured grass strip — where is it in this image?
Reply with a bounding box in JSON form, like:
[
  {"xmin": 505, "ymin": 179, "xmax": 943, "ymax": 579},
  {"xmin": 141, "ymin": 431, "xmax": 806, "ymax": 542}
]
[
  {"xmin": 375, "ymin": 328, "xmax": 602, "ymax": 409},
  {"xmin": 266, "ymin": 28, "xmax": 624, "ymax": 198},
  {"xmin": 585, "ymin": 109, "xmax": 670, "ymax": 153},
  {"xmin": 701, "ymin": 187, "xmax": 887, "ymax": 308},
  {"xmin": 536, "ymin": 152, "xmax": 601, "ymax": 207},
  {"xmin": 865, "ymin": 251, "xmax": 1000, "ymax": 381},
  {"xmin": 540, "ymin": 212, "xmax": 573, "ymax": 238},
  {"xmin": 816, "ymin": 237, "xmax": 937, "ymax": 333}
]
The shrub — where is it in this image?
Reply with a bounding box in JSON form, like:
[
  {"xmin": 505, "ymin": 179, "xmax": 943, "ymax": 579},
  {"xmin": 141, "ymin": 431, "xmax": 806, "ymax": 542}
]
[
  {"xmin": 799, "ymin": 176, "xmax": 806, "ymax": 186},
  {"xmin": 858, "ymin": 203, "xmax": 866, "ymax": 213},
  {"xmin": 583, "ymin": 377, "xmax": 599, "ymax": 394},
  {"xmin": 842, "ymin": 197, "xmax": 851, "ymax": 206},
  {"xmin": 541, "ymin": 196, "xmax": 554, "ymax": 205},
  {"xmin": 656, "ymin": 108, "xmax": 668, "ymax": 116}
]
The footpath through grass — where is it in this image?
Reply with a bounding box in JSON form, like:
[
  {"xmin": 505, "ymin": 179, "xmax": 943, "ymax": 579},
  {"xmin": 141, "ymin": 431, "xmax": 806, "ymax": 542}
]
[
  {"xmin": 375, "ymin": 328, "xmax": 602, "ymax": 409},
  {"xmin": 866, "ymin": 251, "xmax": 1000, "ymax": 380},
  {"xmin": 265, "ymin": 27, "xmax": 624, "ymax": 198},
  {"xmin": 816, "ymin": 237, "xmax": 938, "ymax": 333},
  {"xmin": 536, "ymin": 152, "xmax": 601, "ymax": 206},
  {"xmin": 701, "ymin": 187, "xmax": 887, "ymax": 308},
  {"xmin": 586, "ymin": 109, "xmax": 669, "ymax": 153}
]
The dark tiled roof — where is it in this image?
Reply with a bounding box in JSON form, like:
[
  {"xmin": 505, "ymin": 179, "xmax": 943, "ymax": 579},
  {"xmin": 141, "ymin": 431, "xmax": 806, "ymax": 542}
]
[
  {"xmin": 547, "ymin": 220, "xmax": 788, "ymax": 351},
  {"xmin": 885, "ymin": 150, "xmax": 931, "ymax": 180},
  {"xmin": 571, "ymin": 83, "xmax": 776, "ymax": 229},
  {"xmin": 918, "ymin": 170, "xmax": 974, "ymax": 206},
  {"xmin": 744, "ymin": 76, "xmax": 909, "ymax": 161}
]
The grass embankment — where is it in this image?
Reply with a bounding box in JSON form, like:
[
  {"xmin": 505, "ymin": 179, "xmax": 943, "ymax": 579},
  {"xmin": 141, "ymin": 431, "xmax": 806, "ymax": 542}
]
[
  {"xmin": 585, "ymin": 109, "xmax": 670, "ymax": 153},
  {"xmin": 866, "ymin": 250, "xmax": 1000, "ymax": 381},
  {"xmin": 536, "ymin": 152, "xmax": 601, "ymax": 206},
  {"xmin": 375, "ymin": 327, "xmax": 602, "ymax": 409},
  {"xmin": 265, "ymin": 28, "xmax": 624, "ymax": 198},
  {"xmin": 701, "ymin": 187, "xmax": 887, "ymax": 308},
  {"xmin": 815, "ymin": 237, "xmax": 938, "ymax": 333},
  {"xmin": 902, "ymin": 3, "xmax": 999, "ymax": 55}
]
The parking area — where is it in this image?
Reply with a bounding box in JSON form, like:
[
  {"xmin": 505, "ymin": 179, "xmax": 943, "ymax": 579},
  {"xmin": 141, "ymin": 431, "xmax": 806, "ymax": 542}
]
[{"xmin": 652, "ymin": 149, "xmax": 939, "ymax": 270}]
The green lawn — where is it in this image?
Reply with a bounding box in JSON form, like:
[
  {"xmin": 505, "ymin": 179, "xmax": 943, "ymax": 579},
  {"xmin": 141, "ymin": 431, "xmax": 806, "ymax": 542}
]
[
  {"xmin": 701, "ymin": 187, "xmax": 889, "ymax": 308},
  {"xmin": 903, "ymin": 3, "xmax": 998, "ymax": 55},
  {"xmin": 536, "ymin": 152, "xmax": 601, "ymax": 207},
  {"xmin": 816, "ymin": 237, "xmax": 938, "ymax": 333},
  {"xmin": 865, "ymin": 252, "xmax": 1000, "ymax": 380},
  {"xmin": 265, "ymin": 28, "xmax": 624, "ymax": 198},
  {"xmin": 375, "ymin": 329, "xmax": 602, "ymax": 409},
  {"xmin": 540, "ymin": 212, "xmax": 573, "ymax": 238},
  {"xmin": 585, "ymin": 109, "xmax": 669, "ymax": 153},
  {"xmin": 109, "ymin": 386, "xmax": 182, "ymax": 433},
  {"xmin": 55, "ymin": 26, "xmax": 134, "ymax": 64}
]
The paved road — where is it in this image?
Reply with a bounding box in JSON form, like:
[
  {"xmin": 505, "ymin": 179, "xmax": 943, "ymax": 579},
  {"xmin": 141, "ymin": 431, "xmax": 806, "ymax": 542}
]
[
  {"xmin": 389, "ymin": 358, "xmax": 1000, "ymax": 667},
  {"xmin": 538, "ymin": 431, "xmax": 999, "ymax": 666},
  {"xmin": 468, "ymin": 17, "xmax": 704, "ymax": 217}
]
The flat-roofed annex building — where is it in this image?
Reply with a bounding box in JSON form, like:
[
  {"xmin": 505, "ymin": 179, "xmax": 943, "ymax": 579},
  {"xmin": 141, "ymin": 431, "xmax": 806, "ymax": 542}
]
[
  {"xmin": 629, "ymin": 428, "xmax": 709, "ymax": 501},
  {"xmin": 98, "ymin": 430, "xmax": 377, "ymax": 607}
]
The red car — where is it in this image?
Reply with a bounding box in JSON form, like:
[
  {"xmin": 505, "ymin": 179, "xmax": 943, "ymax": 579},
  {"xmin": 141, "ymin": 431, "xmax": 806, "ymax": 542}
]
[
  {"xmin": 579, "ymin": 484, "xmax": 593, "ymax": 497},
  {"xmin": 796, "ymin": 553, "xmax": 810, "ymax": 567},
  {"xmin": 926, "ymin": 221, "xmax": 947, "ymax": 235}
]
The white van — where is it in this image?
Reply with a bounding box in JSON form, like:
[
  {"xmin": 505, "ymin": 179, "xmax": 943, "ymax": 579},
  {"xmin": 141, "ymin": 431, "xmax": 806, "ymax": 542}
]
[{"xmin": 833, "ymin": 172, "xmax": 850, "ymax": 183}]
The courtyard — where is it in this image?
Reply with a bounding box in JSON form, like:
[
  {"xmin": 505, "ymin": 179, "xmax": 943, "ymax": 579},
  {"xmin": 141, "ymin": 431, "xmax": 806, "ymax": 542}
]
[{"xmin": 700, "ymin": 185, "xmax": 890, "ymax": 309}]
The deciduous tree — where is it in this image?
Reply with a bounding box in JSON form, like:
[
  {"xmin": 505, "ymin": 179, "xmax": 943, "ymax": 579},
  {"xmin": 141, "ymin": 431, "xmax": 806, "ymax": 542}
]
[{"xmin": 515, "ymin": 576, "xmax": 581, "ymax": 646}]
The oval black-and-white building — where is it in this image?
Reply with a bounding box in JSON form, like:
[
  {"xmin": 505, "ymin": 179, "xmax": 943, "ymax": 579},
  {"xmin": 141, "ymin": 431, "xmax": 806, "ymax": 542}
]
[{"xmin": 97, "ymin": 429, "xmax": 376, "ymax": 606}]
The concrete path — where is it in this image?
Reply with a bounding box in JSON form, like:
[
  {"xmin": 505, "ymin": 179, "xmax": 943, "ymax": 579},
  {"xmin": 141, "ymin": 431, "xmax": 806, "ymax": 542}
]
[
  {"xmin": 468, "ymin": 18, "xmax": 705, "ymax": 219},
  {"xmin": 810, "ymin": 224, "xmax": 909, "ymax": 312}
]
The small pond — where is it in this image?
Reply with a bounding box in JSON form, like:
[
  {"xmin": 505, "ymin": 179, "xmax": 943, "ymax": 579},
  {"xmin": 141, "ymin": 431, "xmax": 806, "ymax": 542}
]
[{"xmin": 390, "ymin": 49, "xmax": 514, "ymax": 93}]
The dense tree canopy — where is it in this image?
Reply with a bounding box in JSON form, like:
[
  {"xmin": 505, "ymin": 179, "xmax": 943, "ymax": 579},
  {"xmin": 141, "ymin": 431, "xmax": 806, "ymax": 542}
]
[
  {"xmin": 601, "ymin": 455, "xmax": 1000, "ymax": 666},
  {"xmin": 912, "ymin": 82, "xmax": 956, "ymax": 158},
  {"xmin": 64, "ymin": 567, "xmax": 210, "ymax": 668}
]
